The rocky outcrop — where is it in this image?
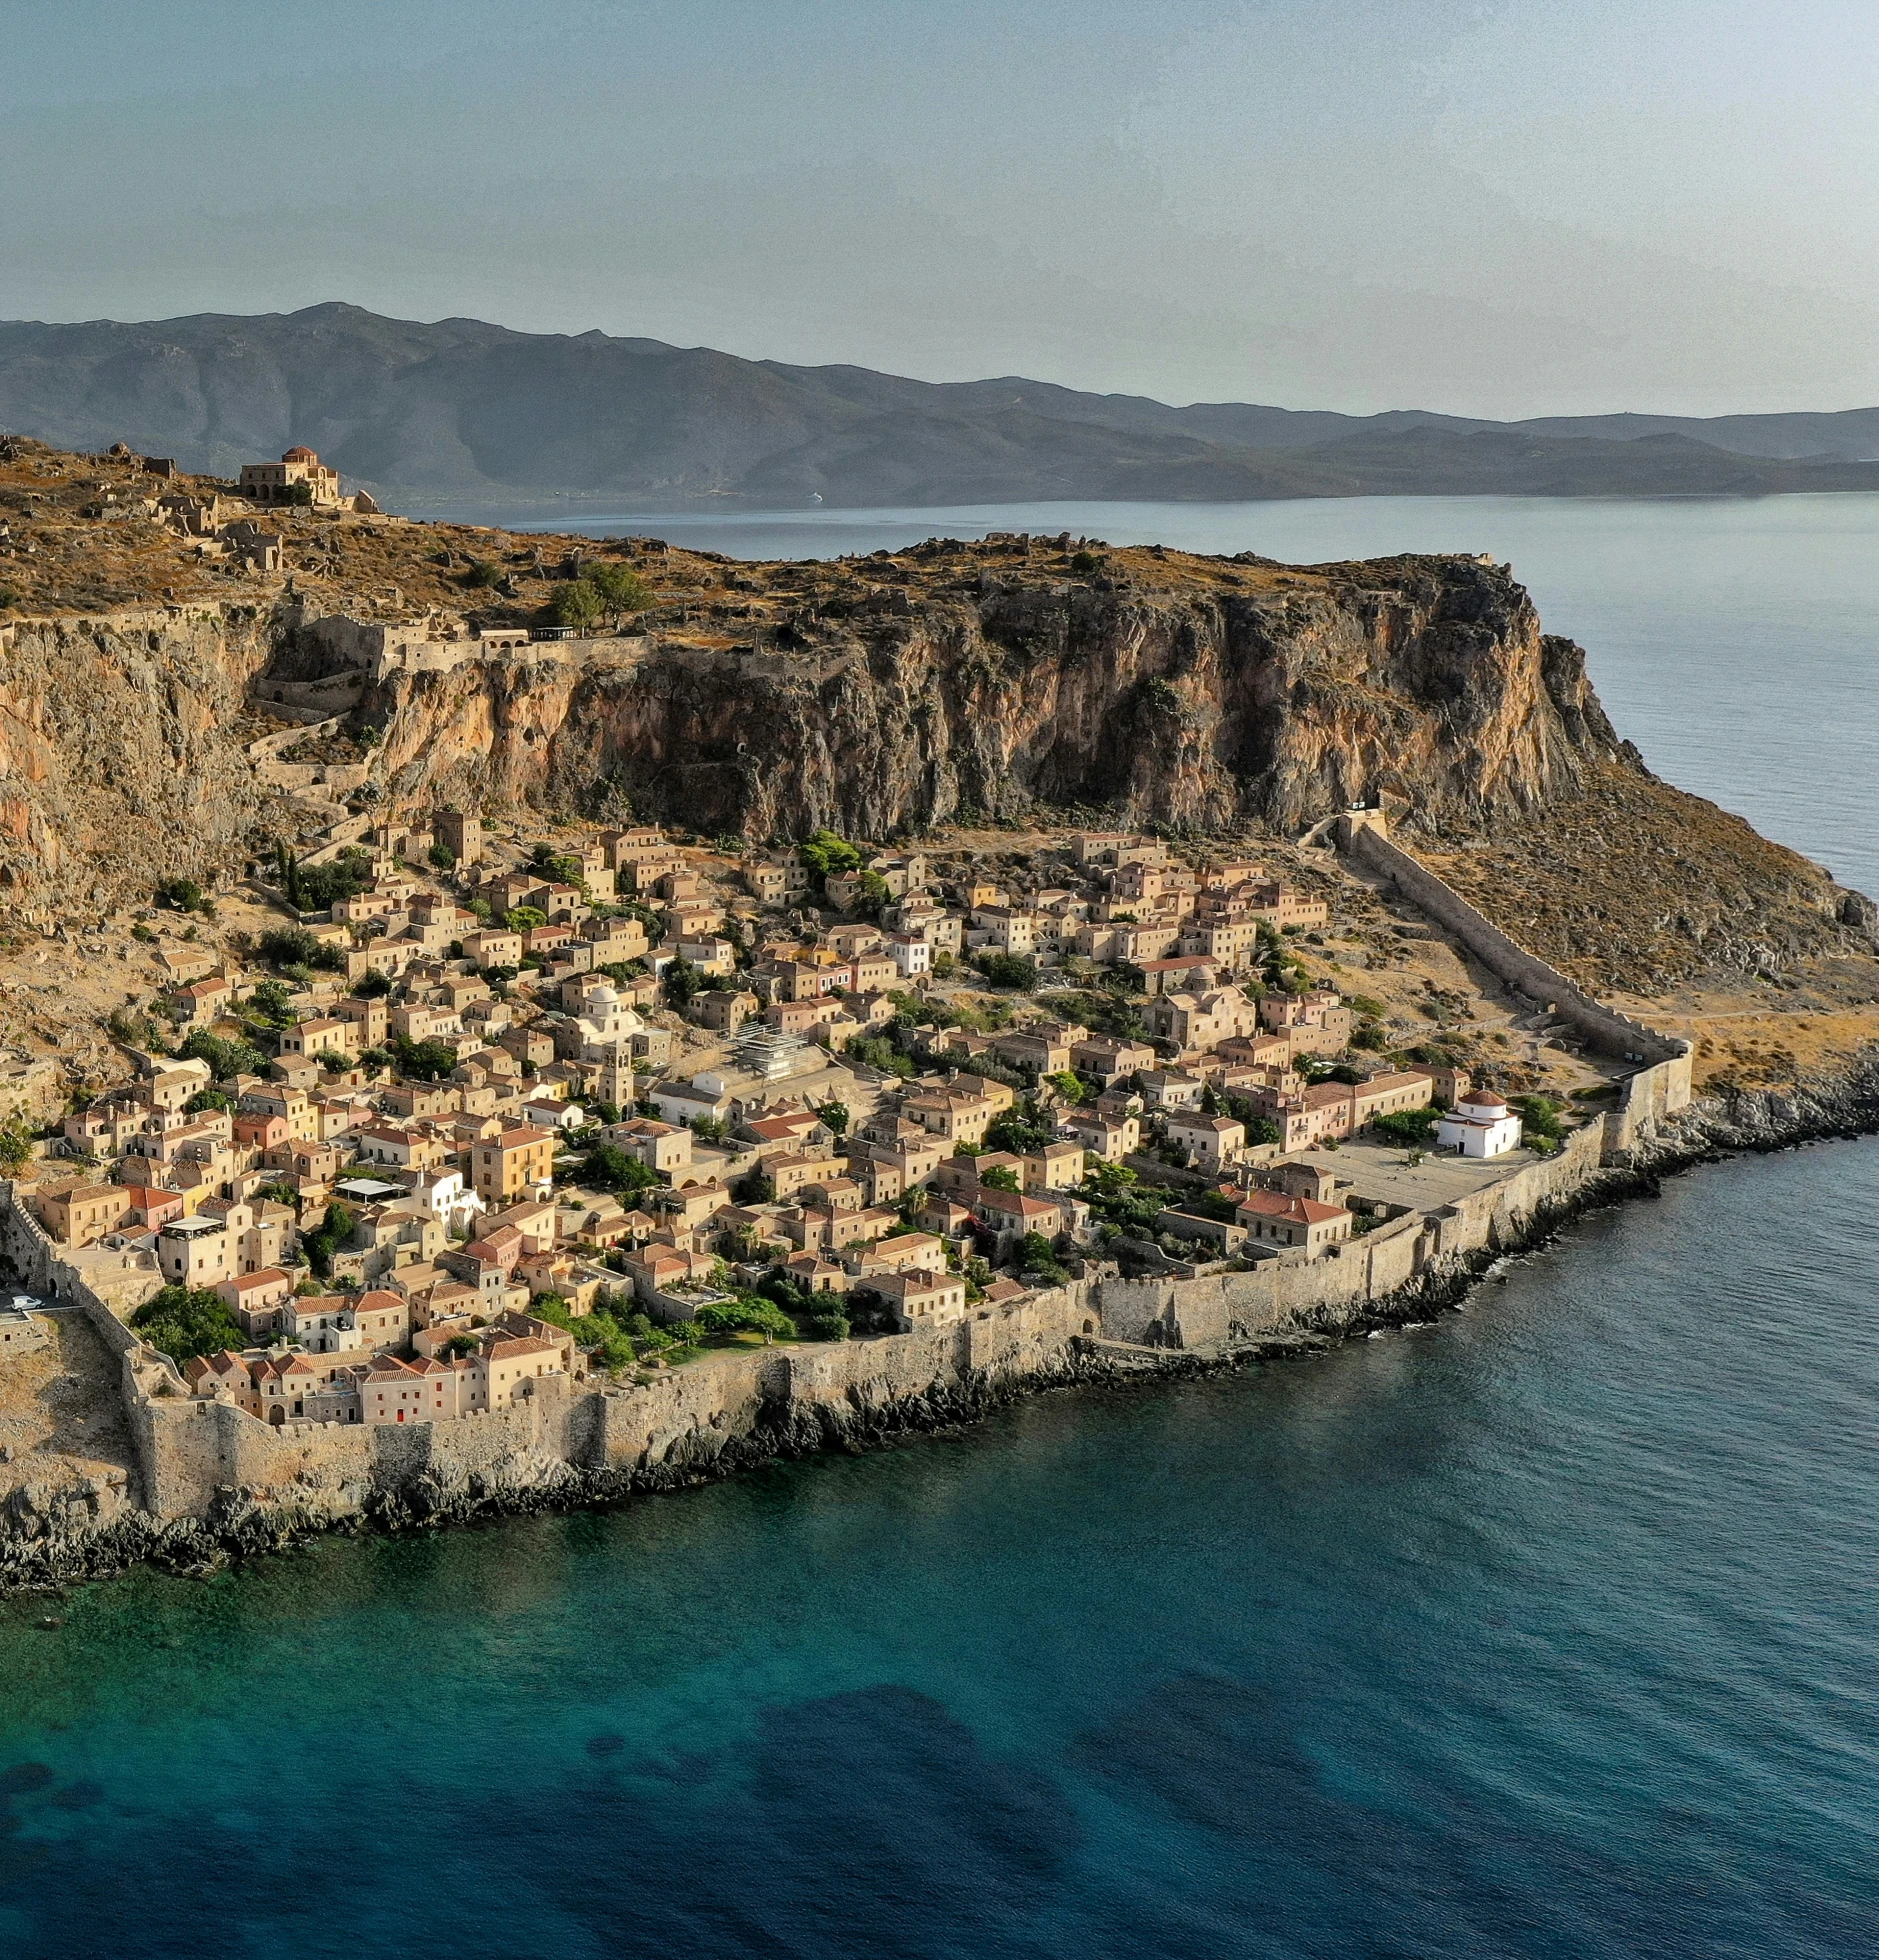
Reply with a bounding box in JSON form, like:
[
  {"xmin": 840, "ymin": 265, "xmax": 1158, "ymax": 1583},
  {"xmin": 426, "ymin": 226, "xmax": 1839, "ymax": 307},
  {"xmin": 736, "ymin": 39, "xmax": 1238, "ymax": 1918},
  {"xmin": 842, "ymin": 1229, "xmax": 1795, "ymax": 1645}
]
[
  {"xmin": 357, "ymin": 554, "xmax": 1619, "ymax": 840},
  {"xmin": 0, "ymin": 603, "xmax": 283, "ymax": 918}
]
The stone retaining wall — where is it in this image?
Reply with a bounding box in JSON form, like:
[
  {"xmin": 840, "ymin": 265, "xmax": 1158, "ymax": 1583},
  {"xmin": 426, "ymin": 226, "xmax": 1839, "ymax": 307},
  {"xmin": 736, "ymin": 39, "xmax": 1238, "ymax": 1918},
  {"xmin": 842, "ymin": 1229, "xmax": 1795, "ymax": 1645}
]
[{"xmin": 1339, "ymin": 821, "xmax": 1692, "ymax": 1157}]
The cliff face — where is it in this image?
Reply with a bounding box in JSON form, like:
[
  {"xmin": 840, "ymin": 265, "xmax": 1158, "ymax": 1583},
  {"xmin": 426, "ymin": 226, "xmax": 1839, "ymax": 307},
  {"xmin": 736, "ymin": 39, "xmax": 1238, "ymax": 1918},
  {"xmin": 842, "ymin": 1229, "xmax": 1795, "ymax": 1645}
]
[
  {"xmin": 0, "ymin": 605, "xmax": 278, "ymax": 919},
  {"xmin": 360, "ymin": 554, "xmax": 1619, "ymax": 841}
]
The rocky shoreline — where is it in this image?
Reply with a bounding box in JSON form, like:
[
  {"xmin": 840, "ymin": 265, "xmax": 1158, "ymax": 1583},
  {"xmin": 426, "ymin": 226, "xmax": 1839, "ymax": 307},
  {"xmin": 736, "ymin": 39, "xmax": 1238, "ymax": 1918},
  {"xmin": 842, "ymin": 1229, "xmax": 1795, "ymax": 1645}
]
[{"xmin": 5, "ymin": 1062, "xmax": 1876, "ymax": 1602}]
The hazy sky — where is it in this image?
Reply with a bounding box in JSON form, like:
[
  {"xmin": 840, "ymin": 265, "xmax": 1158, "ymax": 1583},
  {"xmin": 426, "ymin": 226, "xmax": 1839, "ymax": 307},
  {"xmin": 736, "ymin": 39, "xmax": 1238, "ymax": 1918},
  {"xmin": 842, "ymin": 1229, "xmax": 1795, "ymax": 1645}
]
[{"xmin": 2, "ymin": 0, "xmax": 1874, "ymax": 416}]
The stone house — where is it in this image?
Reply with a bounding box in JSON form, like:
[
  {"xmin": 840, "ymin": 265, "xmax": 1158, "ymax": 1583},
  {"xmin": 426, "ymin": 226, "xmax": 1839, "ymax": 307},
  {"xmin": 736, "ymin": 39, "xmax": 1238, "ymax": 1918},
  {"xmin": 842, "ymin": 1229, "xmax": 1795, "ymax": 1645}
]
[
  {"xmin": 869, "ymin": 1270, "xmax": 968, "ymax": 1333},
  {"xmin": 40, "ymin": 1182, "xmax": 134, "ymax": 1247},
  {"xmin": 239, "ymin": 446, "xmax": 343, "ymax": 507},
  {"xmin": 471, "ymin": 1125, "xmax": 557, "ymax": 1205},
  {"xmin": 1234, "ymin": 1189, "xmax": 1352, "ymax": 1253},
  {"xmin": 1165, "ymin": 1111, "xmax": 1246, "ymax": 1175}
]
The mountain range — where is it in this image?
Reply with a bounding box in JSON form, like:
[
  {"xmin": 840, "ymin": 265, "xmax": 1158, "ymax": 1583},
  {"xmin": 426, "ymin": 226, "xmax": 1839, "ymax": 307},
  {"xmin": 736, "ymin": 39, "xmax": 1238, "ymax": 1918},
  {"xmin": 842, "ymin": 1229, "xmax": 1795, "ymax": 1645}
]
[{"xmin": 4, "ymin": 302, "xmax": 1879, "ymax": 509}]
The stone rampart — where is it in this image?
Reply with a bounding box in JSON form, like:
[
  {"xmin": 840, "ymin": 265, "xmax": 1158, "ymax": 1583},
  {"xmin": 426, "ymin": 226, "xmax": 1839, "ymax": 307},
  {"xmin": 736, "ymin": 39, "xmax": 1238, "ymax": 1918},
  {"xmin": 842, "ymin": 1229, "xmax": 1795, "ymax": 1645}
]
[{"xmin": 1341, "ymin": 822, "xmax": 1693, "ymax": 1154}]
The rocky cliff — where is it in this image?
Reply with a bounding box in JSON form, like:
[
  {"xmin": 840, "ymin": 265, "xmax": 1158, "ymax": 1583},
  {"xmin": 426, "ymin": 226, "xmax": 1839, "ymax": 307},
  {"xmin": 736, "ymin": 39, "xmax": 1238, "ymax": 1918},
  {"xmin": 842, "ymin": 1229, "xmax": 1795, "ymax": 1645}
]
[
  {"xmin": 0, "ymin": 604, "xmax": 281, "ymax": 920},
  {"xmin": 0, "ymin": 436, "xmax": 1868, "ymax": 992},
  {"xmin": 357, "ymin": 547, "xmax": 1622, "ymax": 841}
]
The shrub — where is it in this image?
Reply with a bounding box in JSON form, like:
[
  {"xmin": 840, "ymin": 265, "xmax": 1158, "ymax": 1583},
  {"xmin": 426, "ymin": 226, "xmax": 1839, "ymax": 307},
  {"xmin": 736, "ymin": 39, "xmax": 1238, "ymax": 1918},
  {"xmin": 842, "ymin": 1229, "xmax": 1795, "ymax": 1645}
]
[
  {"xmin": 131, "ymin": 1284, "xmax": 245, "ymax": 1362},
  {"xmin": 503, "ymin": 905, "xmax": 546, "ymax": 933},
  {"xmin": 1372, "ymin": 1106, "xmax": 1441, "ymax": 1145},
  {"xmin": 352, "ymin": 968, "xmax": 392, "ymax": 998},
  {"xmin": 804, "ymin": 1311, "xmax": 850, "ymax": 1342},
  {"xmin": 975, "ymin": 952, "xmax": 1037, "ymax": 991},
  {"xmin": 428, "ymin": 841, "xmax": 456, "ymax": 870}
]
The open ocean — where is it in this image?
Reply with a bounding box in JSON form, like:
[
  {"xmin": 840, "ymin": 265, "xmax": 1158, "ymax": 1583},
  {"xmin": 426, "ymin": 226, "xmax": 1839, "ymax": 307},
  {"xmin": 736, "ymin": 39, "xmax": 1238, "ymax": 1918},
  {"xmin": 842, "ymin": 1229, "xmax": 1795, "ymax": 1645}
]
[{"xmin": 3, "ymin": 495, "xmax": 1877, "ymax": 1957}]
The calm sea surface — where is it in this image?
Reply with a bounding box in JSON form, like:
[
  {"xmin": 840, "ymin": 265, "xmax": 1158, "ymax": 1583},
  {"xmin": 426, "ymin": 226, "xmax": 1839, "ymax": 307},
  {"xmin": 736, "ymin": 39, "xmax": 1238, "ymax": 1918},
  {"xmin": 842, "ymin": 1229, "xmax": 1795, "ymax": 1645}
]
[
  {"xmin": 3, "ymin": 496, "xmax": 1877, "ymax": 1956},
  {"xmin": 434, "ymin": 492, "xmax": 1879, "ymax": 897}
]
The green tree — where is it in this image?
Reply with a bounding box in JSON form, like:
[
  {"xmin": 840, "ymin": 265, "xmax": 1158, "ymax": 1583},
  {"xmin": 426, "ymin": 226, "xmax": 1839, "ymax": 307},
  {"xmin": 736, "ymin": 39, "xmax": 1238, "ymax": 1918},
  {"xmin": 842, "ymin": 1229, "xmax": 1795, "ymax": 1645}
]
[
  {"xmin": 427, "ymin": 841, "xmax": 457, "ymax": 871},
  {"xmin": 798, "ymin": 829, "xmax": 861, "ymax": 887},
  {"xmin": 979, "ymin": 1165, "xmax": 1021, "ymax": 1192},
  {"xmin": 851, "ymin": 869, "xmax": 891, "ymax": 920},
  {"xmin": 1511, "ymin": 1095, "xmax": 1564, "ymax": 1148},
  {"xmin": 1019, "ymin": 1230, "xmax": 1067, "ymax": 1282},
  {"xmin": 663, "ymin": 955, "xmax": 704, "ymax": 1007},
  {"xmin": 130, "ymin": 1284, "xmax": 245, "ymax": 1362},
  {"xmin": 390, "ymin": 1034, "xmax": 459, "ymax": 1082},
  {"xmin": 504, "ymin": 905, "xmax": 547, "ymax": 934},
  {"xmin": 816, "ymin": 1100, "xmax": 850, "ymax": 1138},
  {"xmin": 1372, "ymin": 1106, "xmax": 1441, "ymax": 1145},
  {"xmin": 248, "ymin": 979, "xmax": 297, "ymax": 1026},
  {"xmin": 976, "ymin": 952, "xmax": 1037, "ymax": 991},
  {"xmin": 846, "ymin": 1034, "xmax": 914, "ymax": 1079},
  {"xmin": 589, "ymin": 562, "xmax": 654, "ymax": 612},
  {"xmin": 985, "ymin": 1100, "xmax": 1053, "ymax": 1155},
  {"xmin": 549, "ymin": 580, "xmax": 605, "ymax": 631},
  {"xmin": 178, "ymin": 1029, "xmax": 267, "ymax": 1081},
  {"xmin": 258, "ymin": 926, "xmax": 329, "ymax": 971},
  {"xmin": 693, "ymin": 1297, "xmax": 796, "ymax": 1343},
  {"xmin": 302, "ymin": 1201, "xmax": 356, "ymax": 1278},
  {"xmin": 0, "ymin": 1117, "xmax": 34, "ymax": 1176},
  {"xmin": 585, "ymin": 1143, "xmax": 661, "ymax": 1199},
  {"xmin": 353, "ymin": 968, "xmax": 393, "ymax": 999}
]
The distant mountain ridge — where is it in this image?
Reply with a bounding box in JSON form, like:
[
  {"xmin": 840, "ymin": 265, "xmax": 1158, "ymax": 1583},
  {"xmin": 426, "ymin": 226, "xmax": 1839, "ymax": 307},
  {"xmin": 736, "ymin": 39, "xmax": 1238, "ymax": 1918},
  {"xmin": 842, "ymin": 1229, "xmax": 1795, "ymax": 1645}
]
[{"xmin": 3, "ymin": 301, "xmax": 1878, "ymax": 508}]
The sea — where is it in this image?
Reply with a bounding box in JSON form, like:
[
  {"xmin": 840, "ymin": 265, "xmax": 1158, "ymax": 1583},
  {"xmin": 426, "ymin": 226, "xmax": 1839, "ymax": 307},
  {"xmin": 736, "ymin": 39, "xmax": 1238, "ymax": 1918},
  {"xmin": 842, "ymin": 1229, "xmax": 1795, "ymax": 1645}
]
[{"xmin": 3, "ymin": 495, "xmax": 1878, "ymax": 1958}]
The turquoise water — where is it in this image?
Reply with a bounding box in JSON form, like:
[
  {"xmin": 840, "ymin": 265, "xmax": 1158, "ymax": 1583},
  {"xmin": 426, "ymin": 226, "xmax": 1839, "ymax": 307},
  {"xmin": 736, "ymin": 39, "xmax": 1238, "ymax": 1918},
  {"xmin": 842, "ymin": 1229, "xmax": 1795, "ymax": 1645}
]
[
  {"xmin": 436, "ymin": 492, "xmax": 1879, "ymax": 898},
  {"xmin": 4, "ymin": 1139, "xmax": 1879, "ymax": 1956}
]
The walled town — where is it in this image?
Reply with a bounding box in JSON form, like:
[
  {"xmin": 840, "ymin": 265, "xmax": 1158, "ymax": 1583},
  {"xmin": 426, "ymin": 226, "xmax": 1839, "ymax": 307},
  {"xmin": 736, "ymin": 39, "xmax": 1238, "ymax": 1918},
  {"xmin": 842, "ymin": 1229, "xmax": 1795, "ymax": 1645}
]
[{"xmin": 9, "ymin": 432, "xmax": 1839, "ymax": 1564}]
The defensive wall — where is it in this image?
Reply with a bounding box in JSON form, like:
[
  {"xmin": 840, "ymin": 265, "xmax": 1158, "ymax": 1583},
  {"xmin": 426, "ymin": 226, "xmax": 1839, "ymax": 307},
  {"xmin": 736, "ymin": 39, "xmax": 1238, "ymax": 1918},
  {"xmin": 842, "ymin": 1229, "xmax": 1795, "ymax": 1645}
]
[{"xmin": 1334, "ymin": 810, "xmax": 1692, "ymax": 1159}]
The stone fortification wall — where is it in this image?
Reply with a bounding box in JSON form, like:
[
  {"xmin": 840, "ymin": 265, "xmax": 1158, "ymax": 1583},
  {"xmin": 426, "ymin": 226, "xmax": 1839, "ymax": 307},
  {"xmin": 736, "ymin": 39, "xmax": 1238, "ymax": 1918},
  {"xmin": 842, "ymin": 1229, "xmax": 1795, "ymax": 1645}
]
[
  {"xmin": 1340, "ymin": 821, "xmax": 1693, "ymax": 1156},
  {"xmin": 0, "ymin": 1064, "xmax": 1673, "ymax": 1544},
  {"xmin": 131, "ymin": 1372, "xmax": 581, "ymax": 1525}
]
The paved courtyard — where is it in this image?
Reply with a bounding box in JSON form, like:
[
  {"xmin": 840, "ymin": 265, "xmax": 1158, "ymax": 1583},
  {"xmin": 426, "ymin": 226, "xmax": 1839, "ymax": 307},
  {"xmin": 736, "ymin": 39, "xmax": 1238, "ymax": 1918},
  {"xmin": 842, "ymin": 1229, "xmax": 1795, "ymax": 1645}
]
[{"xmin": 1287, "ymin": 1135, "xmax": 1559, "ymax": 1215}]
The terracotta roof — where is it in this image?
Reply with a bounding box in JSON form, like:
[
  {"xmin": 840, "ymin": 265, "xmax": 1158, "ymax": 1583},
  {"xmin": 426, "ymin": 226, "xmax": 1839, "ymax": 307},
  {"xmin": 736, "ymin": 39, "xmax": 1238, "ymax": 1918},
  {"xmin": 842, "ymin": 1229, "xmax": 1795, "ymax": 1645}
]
[{"xmin": 1236, "ymin": 1190, "xmax": 1347, "ymax": 1226}]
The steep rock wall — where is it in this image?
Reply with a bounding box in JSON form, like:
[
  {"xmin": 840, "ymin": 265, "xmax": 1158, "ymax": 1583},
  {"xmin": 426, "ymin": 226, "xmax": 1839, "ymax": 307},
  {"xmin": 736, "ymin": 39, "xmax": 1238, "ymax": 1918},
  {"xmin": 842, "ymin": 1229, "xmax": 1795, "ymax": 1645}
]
[
  {"xmin": 0, "ymin": 605, "xmax": 280, "ymax": 916},
  {"xmin": 356, "ymin": 556, "xmax": 1622, "ymax": 838}
]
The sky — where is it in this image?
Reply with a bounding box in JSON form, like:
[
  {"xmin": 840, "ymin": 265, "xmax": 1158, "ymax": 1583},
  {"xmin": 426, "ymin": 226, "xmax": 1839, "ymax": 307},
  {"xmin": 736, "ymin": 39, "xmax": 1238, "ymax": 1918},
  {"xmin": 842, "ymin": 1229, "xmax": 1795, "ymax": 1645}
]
[{"xmin": 1, "ymin": 0, "xmax": 1874, "ymax": 418}]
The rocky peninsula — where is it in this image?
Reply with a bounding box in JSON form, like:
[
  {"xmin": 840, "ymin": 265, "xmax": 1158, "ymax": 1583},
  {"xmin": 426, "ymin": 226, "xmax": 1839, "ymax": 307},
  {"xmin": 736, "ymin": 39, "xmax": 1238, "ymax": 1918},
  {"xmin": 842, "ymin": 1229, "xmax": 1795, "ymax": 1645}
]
[{"xmin": 0, "ymin": 434, "xmax": 1873, "ymax": 1592}]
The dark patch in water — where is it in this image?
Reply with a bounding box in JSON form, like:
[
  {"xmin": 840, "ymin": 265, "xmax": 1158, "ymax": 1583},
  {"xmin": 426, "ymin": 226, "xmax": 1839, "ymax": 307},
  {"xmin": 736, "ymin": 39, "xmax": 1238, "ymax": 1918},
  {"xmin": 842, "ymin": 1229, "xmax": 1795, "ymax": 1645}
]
[
  {"xmin": 0, "ymin": 1763, "xmax": 54, "ymax": 1794},
  {"xmin": 583, "ymin": 1732, "xmax": 626, "ymax": 1758}
]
